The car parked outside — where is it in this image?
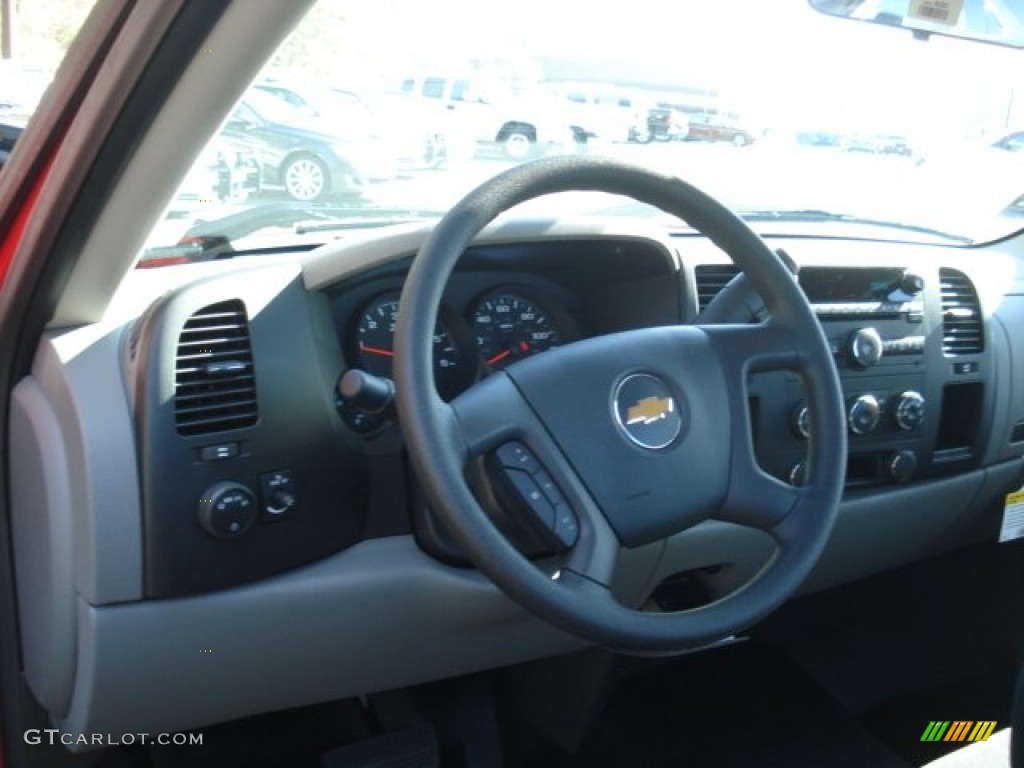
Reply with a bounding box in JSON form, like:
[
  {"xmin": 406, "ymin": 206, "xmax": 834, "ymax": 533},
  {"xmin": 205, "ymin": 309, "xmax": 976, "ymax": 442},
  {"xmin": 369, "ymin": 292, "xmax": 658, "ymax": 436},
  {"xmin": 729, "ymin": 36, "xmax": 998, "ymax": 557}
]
[
  {"xmin": 685, "ymin": 113, "xmax": 757, "ymax": 146},
  {"xmin": 646, "ymin": 105, "xmax": 690, "ymax": 142},
  {"xmin": 253, "ymin": 79, "xmax": 446, "ymax": 171},
  {"xmin": 220, "ymin": 88, "xmax": 398, "ymax": 202}
]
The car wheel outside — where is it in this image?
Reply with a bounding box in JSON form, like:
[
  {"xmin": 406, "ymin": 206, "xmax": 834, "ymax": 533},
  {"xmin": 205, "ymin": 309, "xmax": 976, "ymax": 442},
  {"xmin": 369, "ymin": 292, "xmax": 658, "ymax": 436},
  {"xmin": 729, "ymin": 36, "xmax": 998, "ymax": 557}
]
[
  {"xmin": 502, "ymin": 131, "xmax": 534, "ymax": 160},
  {"xmin": 283, "ymin": 154, "xmax": 329, "ymax": 202}
]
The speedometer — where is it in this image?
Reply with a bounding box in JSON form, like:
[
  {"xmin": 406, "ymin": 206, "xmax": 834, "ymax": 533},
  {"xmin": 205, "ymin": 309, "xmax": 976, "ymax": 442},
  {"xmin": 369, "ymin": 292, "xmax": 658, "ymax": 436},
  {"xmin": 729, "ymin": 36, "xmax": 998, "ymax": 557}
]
[
  {"xmin": 354, "ymin": 293, "xmax": 462, "ymax": 393},
  {"xmin": 471, "ymin": 292, "xmax": 562, "ymax": 371}
]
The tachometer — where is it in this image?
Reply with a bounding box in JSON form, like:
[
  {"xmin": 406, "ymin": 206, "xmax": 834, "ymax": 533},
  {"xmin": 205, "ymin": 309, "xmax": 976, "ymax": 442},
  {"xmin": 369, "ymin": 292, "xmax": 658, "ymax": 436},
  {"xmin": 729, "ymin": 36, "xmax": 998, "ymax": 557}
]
[
  {"xmin": 471, "ymin": 292, "xmax": 562, "ymax": 371},
  {"xmin": 355, "ymin": 294, "xmax": 462, "ymax": 390}
]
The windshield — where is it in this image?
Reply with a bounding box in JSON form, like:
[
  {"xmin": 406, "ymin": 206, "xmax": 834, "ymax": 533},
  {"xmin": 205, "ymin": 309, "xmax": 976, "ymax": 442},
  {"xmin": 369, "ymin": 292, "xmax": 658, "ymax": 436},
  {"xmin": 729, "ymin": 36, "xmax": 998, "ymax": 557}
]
[{"xmin": 127, "ymin": 1, "xmax": 1024, "ymax": 259}]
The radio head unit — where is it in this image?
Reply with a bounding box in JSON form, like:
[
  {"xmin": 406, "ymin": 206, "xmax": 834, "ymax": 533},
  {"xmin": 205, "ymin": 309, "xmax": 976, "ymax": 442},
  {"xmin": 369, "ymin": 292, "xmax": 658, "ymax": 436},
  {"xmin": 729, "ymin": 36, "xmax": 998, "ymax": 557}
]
[{"xmin": 799, "ymin": 266, "xmax": 923, "ymax": 318}]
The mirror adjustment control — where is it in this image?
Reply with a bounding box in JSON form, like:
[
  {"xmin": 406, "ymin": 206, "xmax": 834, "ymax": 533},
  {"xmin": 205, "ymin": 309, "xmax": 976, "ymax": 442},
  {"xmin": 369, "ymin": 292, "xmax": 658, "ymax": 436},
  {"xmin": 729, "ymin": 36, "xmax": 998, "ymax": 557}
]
[
  {"xmin": 198, "ymin": 481, "xmax": 257, "ymax": 539},
  {"xmin": 260, "ymin": 469, "xmax": 297, "ymax": 522}
]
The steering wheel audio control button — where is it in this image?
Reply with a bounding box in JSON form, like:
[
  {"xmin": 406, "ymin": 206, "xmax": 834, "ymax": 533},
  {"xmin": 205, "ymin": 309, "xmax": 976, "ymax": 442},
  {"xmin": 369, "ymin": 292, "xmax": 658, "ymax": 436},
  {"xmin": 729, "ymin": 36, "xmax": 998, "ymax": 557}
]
[
  {"xmin": 495, "ymin": 441, "xmax": 542, "ymax": 474},
  {"xmin": 533, "ymin": 469, "xmax": 564, "ymax": 506},
  {"xmin": 502, "ymin": 468, "xmax": 556, "ymax": 528},
  {"xmin": 552, "ymin": 504, "xmax": 579, "ymax": 548}
]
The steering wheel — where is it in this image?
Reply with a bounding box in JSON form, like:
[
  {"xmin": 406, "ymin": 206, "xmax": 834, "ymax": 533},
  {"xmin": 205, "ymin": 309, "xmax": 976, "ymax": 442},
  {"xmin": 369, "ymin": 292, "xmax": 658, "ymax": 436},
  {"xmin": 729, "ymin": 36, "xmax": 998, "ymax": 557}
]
[{"xmin": 394, "ymin": 156, "xmax": 846, "ymax": 654}]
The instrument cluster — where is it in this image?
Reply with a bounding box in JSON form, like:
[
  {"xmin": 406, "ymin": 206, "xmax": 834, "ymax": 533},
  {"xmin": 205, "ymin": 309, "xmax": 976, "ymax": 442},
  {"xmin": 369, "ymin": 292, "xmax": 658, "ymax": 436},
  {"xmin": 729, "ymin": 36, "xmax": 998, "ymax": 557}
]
[{"xmin": 346, "ymin": 282, "xmax": 578, "ymax": 401}]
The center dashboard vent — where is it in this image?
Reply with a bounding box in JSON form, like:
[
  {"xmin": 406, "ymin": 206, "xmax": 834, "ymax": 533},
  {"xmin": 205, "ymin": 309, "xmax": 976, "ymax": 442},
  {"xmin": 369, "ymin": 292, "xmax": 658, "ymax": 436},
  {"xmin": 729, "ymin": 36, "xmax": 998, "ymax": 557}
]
[
  {"xmin": 174, "ymin": 299, "xmax": 258, "ymax": 436},
  {"xmin": 939, "ymin": 268, "xmax": 983, "ymax": 355},
  {"xmin": 695, "ymin": 264, "xmax": 740, "ymax": 312}
]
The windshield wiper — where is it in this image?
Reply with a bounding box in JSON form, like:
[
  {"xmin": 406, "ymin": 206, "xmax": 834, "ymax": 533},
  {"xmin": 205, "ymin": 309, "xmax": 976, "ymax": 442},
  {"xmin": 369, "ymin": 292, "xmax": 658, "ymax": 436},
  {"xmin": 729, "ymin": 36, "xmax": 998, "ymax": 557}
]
[
  {"xmin": 181, "ymin": 202, "xmax": 441, "ymax": 243},
  {"xmin": 737, "ymin": 209, "xmax": 974, "ymax": 244}
]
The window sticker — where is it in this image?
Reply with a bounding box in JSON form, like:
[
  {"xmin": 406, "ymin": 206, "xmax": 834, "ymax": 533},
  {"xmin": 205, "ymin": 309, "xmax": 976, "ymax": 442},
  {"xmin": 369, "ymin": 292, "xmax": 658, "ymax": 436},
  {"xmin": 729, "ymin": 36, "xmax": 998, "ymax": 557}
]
[
  {"xmin": 908, "ymin": 0, "xmax": 964, "ymax": 27},
  {"xmin": 999, "ymin": 486, "xmax": 1024, "ymax": 543}
]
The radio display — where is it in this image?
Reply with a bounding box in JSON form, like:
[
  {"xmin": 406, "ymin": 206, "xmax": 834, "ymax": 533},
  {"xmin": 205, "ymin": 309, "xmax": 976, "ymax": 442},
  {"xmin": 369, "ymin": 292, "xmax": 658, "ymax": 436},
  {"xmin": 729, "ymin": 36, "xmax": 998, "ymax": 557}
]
[{"xmin": 799, "ymin": 267, "xmax": 908, "ymax": 304}]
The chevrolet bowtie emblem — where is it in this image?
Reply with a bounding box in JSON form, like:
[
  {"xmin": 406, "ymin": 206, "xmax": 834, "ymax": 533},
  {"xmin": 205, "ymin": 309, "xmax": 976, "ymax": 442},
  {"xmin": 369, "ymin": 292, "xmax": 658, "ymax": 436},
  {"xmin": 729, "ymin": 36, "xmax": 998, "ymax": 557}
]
[{"xmin": 626, "ymin": 396, "xmax": 674, "ymax": 425}]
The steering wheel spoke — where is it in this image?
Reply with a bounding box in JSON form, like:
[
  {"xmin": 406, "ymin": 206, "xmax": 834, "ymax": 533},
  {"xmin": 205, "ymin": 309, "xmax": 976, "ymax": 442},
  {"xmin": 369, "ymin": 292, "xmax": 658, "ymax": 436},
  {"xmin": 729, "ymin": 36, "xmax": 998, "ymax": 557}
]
[
  {"xmin": 448, "ymin": 370, "xmax": 621, "ymax": 586},
  {"xmin": 702, "ymin": 321, "xmax": 803, "ymax": 377},
  {"xmin": 713, "ymin": 457, "xmax": 804, "ymax": 532}
]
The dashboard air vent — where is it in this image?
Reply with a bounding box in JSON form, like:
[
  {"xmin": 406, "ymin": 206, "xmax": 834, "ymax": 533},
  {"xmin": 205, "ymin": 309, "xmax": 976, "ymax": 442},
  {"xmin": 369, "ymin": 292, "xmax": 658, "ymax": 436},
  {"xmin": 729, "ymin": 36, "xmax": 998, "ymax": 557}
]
[
  {"xmin": 939, "ymin": 268, "xmax": 983, "ymax": 355},
  {"xmin": 695, "ymin": 264, "xmax": 740, "ymax": 312},
  {"xmin": 174, "ymin": 299, "xmax": 258, "ymax": 436}
]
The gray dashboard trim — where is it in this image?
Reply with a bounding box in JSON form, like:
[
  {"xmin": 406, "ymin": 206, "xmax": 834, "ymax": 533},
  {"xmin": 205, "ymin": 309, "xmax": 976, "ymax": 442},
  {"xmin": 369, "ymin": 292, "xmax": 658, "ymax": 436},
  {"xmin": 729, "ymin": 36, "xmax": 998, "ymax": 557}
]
[
  {"xmin": 9, "ymin": 378, "xmax": 77, "ymax": 718},
  {"xmin": 30, "ymin": 326, "xmax": 143, "ymax": 606},
  {"xmin": 55, "ymin": 537, "xmax": 585, "ymax": 743}
]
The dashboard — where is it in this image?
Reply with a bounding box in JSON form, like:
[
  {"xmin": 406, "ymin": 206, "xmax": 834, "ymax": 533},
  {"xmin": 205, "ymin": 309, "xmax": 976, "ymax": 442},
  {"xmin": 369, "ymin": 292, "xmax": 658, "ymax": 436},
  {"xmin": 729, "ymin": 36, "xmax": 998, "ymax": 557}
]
[{"xmin": 9, "ymin": 217, "xmax": 1024, "ymax": 744}]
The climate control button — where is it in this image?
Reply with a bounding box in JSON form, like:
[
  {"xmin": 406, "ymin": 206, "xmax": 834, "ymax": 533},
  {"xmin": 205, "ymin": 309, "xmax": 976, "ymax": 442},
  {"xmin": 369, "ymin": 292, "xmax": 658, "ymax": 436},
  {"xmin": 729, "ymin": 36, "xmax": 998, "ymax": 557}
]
[
  {"xmin": 848, "ymin": 394, "xmax": 881, "ymax": 435},
  {"xmin": 893, "ymin": 390, "xmax": 925, "ymax": 431},
  {"xmin": 791, "ymin": 402, "xmax": 811, "ymax": 440}
]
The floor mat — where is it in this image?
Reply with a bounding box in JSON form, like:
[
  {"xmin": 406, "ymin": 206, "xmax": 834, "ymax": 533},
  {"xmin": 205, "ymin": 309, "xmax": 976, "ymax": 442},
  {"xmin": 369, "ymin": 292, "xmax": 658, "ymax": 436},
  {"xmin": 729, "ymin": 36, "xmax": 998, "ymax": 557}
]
[{"xmin": 513, "ymin": 643, "xmax": 910, "ymax": 768}]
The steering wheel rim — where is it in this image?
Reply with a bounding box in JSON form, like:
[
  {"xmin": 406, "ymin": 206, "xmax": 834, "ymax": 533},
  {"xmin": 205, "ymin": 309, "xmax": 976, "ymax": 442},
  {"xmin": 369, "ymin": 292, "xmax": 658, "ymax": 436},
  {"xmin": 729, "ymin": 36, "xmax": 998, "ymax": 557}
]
[{"xmin": 394, "ymin": 156, "xmax": 846, "ymax": 653}]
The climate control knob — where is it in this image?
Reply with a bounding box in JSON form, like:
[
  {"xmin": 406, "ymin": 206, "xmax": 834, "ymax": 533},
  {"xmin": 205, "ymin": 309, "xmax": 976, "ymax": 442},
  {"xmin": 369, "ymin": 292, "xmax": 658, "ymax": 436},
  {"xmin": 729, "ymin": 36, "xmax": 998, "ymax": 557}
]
[
  {"xmin": 791, "ymin": 402, "xmax": 811, "ymax": 440},
  {"xmin": 848, "ymin": 394, "xmax": 881, "ymax": 435},
  {"xmin": 846, "ymin": 327, "xmax": 884, "ymax": 369},
  {"xmin": 198, "ymin": 481, "xmax": 257, "ymax": 540},
  {"xmin": 888, "ymin": 450, "xmax": 918, "ymax": 483},
  {"xmin": 893, "ymin": 390, "xmax": 925, "ymax": 431}
]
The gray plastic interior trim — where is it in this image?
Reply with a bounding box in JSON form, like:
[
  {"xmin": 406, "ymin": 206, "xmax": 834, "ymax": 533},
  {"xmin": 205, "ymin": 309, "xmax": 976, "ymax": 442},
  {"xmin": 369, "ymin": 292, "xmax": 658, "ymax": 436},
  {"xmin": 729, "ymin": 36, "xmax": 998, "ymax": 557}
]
[
  {"xmin": 650, "ymin": 462, "xmax": 1022, "ymax": 604},
  {"xmin": 55, "ymin": 537, "xmax": 585, "ymax": 742},
  {"xmin": 9, "ymin": 378, "xmax": 77, "ymax": 718},
  {"xmin": 30, "ymin": 325, "xmax": 143, "ymax": 606}
]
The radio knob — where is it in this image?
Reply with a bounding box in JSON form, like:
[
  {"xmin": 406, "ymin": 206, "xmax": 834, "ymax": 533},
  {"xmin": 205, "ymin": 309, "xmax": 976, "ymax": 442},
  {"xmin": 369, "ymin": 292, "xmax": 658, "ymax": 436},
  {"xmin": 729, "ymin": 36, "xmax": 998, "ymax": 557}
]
[
  {"xmin": 848, "ymin": 394, "xmax": 881, "ymax": 435},
  {"xmin": 894, "ymin": 390, "xmax": 925, "ymax": 431},
  {"xmin": 791, "ymin": 402, "xmax": 811, "ymax": 440},
  {"xmin": 900, "ymin": 272, "xmax": 925, "ymax": 296},
  {"xmin": 888, "ymin": 450, "xmax": 918, "ymax": 483},
  {"xmin": 846, "ymin": 327, "xmax": 884, "ymax": 369}
]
